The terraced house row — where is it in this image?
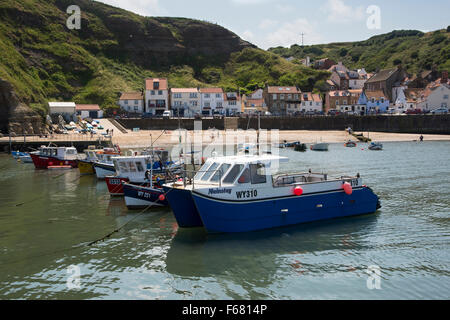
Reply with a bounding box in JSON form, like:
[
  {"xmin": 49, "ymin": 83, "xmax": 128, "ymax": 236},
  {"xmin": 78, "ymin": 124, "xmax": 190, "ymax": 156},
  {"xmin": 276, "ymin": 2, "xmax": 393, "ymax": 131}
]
[{"xmin": 119, "ymin": 78, "xmax": 243, "ymax": 117}]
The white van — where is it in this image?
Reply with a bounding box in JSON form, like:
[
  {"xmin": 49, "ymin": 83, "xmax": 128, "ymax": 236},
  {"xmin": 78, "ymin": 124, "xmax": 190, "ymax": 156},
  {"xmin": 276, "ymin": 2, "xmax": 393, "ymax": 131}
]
[{"xmin": 162, "ymin": 110, "xmax": 172, "ymax": 119}]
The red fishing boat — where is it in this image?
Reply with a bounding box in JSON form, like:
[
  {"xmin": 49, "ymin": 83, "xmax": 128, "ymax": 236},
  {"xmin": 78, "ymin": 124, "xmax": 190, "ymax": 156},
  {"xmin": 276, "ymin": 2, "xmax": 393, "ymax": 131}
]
[{"xmin": 30, "ymin": 146, "xmax": 79, "ymax": 169}]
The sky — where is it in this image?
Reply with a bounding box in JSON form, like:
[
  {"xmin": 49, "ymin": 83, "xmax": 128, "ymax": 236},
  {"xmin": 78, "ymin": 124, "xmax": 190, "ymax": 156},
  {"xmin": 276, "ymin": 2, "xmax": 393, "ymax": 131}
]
[{"xmin": 97, "ymin": 0, "xmax": 450, "ymax": 49}]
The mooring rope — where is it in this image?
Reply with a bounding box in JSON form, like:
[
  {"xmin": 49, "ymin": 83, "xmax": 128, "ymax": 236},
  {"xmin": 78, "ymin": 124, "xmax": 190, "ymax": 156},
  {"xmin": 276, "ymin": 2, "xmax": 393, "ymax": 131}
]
[{"xmin": 0, "ymin": 188, "xmax": 174, "ymax": 267}]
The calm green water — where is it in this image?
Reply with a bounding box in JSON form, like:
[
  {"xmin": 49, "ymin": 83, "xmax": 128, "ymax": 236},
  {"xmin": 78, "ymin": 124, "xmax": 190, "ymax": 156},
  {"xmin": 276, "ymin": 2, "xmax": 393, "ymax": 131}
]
[{"xmin": 0, "ymin": 141, "xmax": 449, "ymax": 299}]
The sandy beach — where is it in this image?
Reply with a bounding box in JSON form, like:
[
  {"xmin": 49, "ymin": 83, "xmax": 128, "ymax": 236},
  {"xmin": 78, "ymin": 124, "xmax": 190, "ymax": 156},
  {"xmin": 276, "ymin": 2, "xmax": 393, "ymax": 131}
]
[{"xmin": 110, "ymin": 129, "xmax": 450, "ymax": 149}]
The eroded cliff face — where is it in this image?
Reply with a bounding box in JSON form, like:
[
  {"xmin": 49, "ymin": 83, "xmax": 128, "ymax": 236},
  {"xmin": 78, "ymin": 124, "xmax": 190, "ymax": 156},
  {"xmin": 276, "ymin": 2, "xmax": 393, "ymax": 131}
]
[{"xmin": 0, "ymin": 79, "xmax": 43, "ymax": 135}]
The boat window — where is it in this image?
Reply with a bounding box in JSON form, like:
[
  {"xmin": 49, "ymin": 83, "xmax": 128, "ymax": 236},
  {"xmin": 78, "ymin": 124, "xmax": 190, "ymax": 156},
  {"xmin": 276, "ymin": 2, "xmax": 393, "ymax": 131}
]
[
  {"xmin": 128, "ymin": 161, "xmax": 137, "ymax": 172},
  {"xmin": 194, "ymin": 162, "xmax": 211, "ymax": 180},
  {"xmin": 238, "ymin": 168, "xmax": 251, "ymax": 184},
  {"xmin": 250, "ymin": 163, "xmax": 267, "ymax": 184},
  {"xmin": 136, "ymin": 161, "xmax": 144, "ymax": 172},
  {"xmin": 119, "ymin": 161, "xmax": 129, "ymax": 173},
  {"xmin": 210, "ymin": 163, "xmax": 231, "ymax": 182},
  {"xmin": 67, "ymin": 149, "xmax": 75, "ymax": 155},
  {"xmin": 201, "ymin": 162, "xmax": 219, "ymax": 181},
  {"xmin": 223, "ymin": 164, "xmax": 244, "ymax": 184}
]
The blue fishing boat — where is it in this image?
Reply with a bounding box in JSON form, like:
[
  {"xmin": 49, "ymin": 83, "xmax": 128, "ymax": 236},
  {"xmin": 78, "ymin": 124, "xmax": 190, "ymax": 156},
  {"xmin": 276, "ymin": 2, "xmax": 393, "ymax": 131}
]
[
  {"xmin": 11, "ymin": 151, "xmax": 29, "ymax": 159},
  {"xmin": 164, "ymin": 155, "xmax": 381, "ymax": 233}
]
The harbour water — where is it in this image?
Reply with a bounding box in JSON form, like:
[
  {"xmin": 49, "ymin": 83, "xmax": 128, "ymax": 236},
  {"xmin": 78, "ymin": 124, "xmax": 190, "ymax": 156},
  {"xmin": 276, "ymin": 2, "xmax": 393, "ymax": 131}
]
[{"xmin": 0, "ymin": 141, "xmax": 449, "ymax": 299}]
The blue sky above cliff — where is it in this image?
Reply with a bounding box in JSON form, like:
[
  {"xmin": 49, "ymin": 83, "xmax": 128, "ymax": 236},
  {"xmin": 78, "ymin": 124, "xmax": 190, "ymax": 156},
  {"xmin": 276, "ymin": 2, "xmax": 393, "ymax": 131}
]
[{"xmin": 98, "ymin": 0, "xmax": 450, "ymax": 49}]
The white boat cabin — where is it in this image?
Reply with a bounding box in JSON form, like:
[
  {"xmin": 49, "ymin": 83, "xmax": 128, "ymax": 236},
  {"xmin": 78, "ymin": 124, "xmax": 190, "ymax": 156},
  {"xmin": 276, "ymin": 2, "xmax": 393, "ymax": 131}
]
[
  {"xmin": 176, "ymin": 155, "xmax": 362, "ymax": 201},
  {"xmin": 37, "ymin": 146, "xmax": 78, "ymax": 160},
  {"xmin": 112, "ymin": 153, "xmax": 171, "ymax": 182}
]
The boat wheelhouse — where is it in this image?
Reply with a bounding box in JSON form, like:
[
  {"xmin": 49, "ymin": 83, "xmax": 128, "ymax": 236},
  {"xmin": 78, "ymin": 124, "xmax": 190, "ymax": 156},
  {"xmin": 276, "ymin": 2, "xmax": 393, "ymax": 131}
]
[
  {"xmin": 30, "ymin": 146, "xmax": 79, "ymax": 169},
  {"xmin": 163, "ymin": 154, "xmax": 380, "ymax": 233},
  {"xmin": 105, "ymin": 151, "xmax": 181, "ymax": 196},
  {"xmin": 92, "ymin": 148, "xmax": 121, "ymax": 179}
]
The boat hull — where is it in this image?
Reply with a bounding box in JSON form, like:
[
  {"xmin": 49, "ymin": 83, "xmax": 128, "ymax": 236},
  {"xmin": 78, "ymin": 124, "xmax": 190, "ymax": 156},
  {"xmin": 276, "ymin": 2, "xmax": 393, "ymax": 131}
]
[
  {"xmin": 30, "ymin": 154, "xmax": 78, "ymax": 169},
  {"xmin": 163, "ymin": 185, "xmax": 203, "ymax": 228},
  {"xmin": 105, "ymin": 176, "xmax": 129, "ymax": 196},
  {"xmin": 191, "ymin": 187, "xmax": 380, "ymax": 233},
  {"xmin": 93, "ymin": 162, "xmax": 115, "ymax": 179},
  {"xmin": 78, "ymin": 160, "xmax": 95, "ymax": 175},
  {"xmin": 123, "ymin": 183, "xmax": 168, "ymax": 209}
]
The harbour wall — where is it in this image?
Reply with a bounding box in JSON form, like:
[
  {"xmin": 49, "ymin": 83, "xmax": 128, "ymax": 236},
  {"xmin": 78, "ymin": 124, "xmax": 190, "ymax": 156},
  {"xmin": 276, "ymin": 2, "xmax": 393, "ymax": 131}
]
[{"xmin": 117, "ymin": 115, "xmax": 450, "ymax": 134}]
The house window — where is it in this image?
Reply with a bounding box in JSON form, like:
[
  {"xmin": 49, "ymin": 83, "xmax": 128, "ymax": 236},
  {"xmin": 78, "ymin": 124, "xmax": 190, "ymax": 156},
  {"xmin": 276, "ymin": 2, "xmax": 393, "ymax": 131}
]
[
  {"xmin": 134, "ymin": 106, "xmax": 138, "ymax": 111},
  {"xmin": 205, "ymin": 102, "xmax": 210, "ymax": 107},
  {"xmin": 153, "ymin": 82, "xmax": 159, "ymax": 90},
  {"xmin": 280, "ymin": 94, "xmax": 285, "ymax": 100},
  {"xmin": 294, "ymin": 94, "xmax": 299, "ymax": 100},
  {"xmin": 205, "ymin": 94, "xmax": 210, "ymax": 98},
  {"xmin": 191, "ymin": 101, "xmax": 198, "ymax": 106},
  {"xmin": 190, "ymin": 93, "xmax": 197, "ymax": 98},
  {"xmin": 217, "ymin": 102, "xmax": 222, "ymax": 108},
  {"xmin": 273, "ymin": 94, "xmax": 277, "ymax": 100},
  {"xmin": 134, "ymin": 100, "xmax": 138, "ymax": 104},
  {"xmin": 444, "ymin": 95, "xmax": 449, "ymax": 100},
  {"xmin": 216, "ymin": 93, "xmax": 221, "ymax": 98},
  {"xmin": 124, "ymin": 100, "xmax": 128, "ymax": 105},
  {"xmin": 371, "ymin": 98, "xmax": 375, "ymax": 103},
  {"xmin": 158, "ymin": 90, "xmax": 162, "ymax": 95},
  {"xmin": 287, "ymin": 94, "xmax": 292, "ymax": 100},
  {"xmin": 381, "ymin": 98, "xmax": 385, "ymax": 103},
  {"xmin": 174, "ymin": 93, "xmax": 181, "ymax": 99},
  {"xmin": 151, "ymin": 90, "xmax": 155, "ymax": 95}
]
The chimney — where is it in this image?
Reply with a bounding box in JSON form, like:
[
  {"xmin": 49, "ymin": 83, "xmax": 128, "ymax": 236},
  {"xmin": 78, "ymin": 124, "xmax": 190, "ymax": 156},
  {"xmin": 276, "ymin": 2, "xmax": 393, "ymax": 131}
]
[{"xmin": 441, "ymin": 71, "xmax": 448, "ymax": 84}]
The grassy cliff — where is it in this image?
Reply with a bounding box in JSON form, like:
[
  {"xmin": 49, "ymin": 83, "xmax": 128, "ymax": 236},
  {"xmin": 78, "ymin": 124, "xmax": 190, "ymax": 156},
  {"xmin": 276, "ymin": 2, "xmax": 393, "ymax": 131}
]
[
  {"xmin": 0, "ymin": 0, "xmax": 329, "ymax": 114},
  {"xmin": 269, "ymin": 29, "xmax": 450, "ymax": 74}
]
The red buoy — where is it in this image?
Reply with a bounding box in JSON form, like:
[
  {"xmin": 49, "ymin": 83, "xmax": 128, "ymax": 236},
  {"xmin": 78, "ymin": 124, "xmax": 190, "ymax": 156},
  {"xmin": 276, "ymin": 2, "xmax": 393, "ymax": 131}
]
[
  {"xmin": 294, "ymin": 186, "xmax": 303, "ymax": 196},
  {"xmin": 159, "ymin": 194, "xmax": 166, "ymax": 202},
  {"xmin": 343, "ymin": 182, "xmax": 353, "ymax": 195}
]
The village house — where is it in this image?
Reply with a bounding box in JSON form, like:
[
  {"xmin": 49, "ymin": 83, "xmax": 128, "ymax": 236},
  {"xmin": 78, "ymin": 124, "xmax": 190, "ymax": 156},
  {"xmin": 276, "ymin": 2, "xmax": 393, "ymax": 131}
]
[
  {"xmin": 263, "ymin": 86, "xmax": 301, "ymax": 116},
  {"xmin": 394, "ymin": 88, "xmax": 423, "ymax": 113},
  {"xmin": 199, "ymin": 87, "xmax": 224, "ymax": 116},
  {"xmin": 417, "ymin": 76, "xmax": 450, "ymax": 111},
  {"xmin": 75, "ymin": 104, "xmax": 103, "ymax": 119},
  {"xmin": 364, "ymin": 67, "xmax": 407, "ymax": 101},
  {"xmin": 242, "ymin": 89, "xmax": 266, "ymax": 114},
  {"xmin": 170, "ymin": 88, "xmax": 200, "ymax": 117},
  {"xmin": 314, "ymin": 58, "xmax": 336, "ymax": 70},
  {"xmin": 358, "ymin": 90, "xmax": 390, "ymax": 114},
  {"xmin": 48, "ymin": 102, "xmax": 76, "ymax": 121},
  {"xmin": 118, "ymin": 92, "xmax": 144, "ymax": 113},
  {"xmin": 328, "ymin": 63, "xmax": 370, "ymax": 90},
  {"xmin": 324, "ymin": 89, "xmax": 362, "ymax": 113},
  {"xmin": 224, "ymin": 92, "xmax": 242, "ymax": 116},
  {"xmin": 145, "ymin": 78, "xmax": 169, "ymax": 115},
  {"xmin": 299, "ymin": 92, "xmax": 323, "ymax": 113}
]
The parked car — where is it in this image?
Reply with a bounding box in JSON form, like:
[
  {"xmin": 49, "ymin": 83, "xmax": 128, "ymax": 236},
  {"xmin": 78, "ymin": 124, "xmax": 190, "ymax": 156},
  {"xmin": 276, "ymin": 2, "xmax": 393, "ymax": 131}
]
[
  {"xmin": 213, "ymin": 111, "xmax": 224, "ymax": 119},
  {"xmin": 430, "ymin": 107, "xmax": 449, "ymax": 114},
  {"xmin": 405, "ymin": 108, "xmax": 422, "ymax": 115},
  {"xmin": 327, "ymin": 110, "xmax": 341, "ymax": 116}
]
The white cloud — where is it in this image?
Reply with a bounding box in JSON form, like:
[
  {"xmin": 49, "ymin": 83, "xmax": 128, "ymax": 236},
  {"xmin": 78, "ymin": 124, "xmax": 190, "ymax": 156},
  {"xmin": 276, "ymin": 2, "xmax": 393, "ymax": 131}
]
[
  {"xmin": 321, "ymin": 0, "xmax": 364, "ymax": 23},
  {"xmin": 264, "ymin": 18, "xmax": 322, "ymax": 48},
  {"xmin": 258, "ymin": 19, "xmax": 278, "ymax": 30},
  {"xmin": 96, "ymin": 0, "xmax": 167, "ymax": 16},
  {"xmin": 230, "ymin": 0, "xmax": 270, "ymax": 4},
  {"xmin": 241, "ymin": 30, "xmax": 255, "ymax": 42}
]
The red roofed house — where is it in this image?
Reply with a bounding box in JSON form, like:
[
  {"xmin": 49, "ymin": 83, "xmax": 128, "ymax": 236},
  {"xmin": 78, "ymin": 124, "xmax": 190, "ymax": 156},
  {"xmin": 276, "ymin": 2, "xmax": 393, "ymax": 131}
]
[
  {"xmin": 145, "ymin": 78, "xmax": 169, "ymax": 115},
  {"xmin": 119, "ymin": 92, "xmax": 144, "ymax": 113},
  {"xmin": 200, "ymin": 88, "xmax": 224, "ymax": 116},
  {"xmin": 76, "ymin": 104, "xmax": 103, "ymax": 119},
  {"xmin": 300, "ymin": 93, "xmax": 323, "ymax": 113}
]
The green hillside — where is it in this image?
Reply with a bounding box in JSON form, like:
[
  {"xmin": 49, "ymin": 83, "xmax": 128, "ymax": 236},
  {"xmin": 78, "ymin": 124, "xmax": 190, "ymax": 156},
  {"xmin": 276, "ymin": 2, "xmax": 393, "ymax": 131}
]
[
  {"xmin": 269, "ymin": 29, "xmax": 450, "ymax": 74},
  {"xmin": 0, "ymin": 0, "xmax": 329, "ymax": 115}
]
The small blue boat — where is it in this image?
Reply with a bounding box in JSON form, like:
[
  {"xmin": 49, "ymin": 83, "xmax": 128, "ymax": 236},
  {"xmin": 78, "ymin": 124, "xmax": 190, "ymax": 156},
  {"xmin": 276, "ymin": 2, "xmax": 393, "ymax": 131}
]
[
  {"xmin": 11, "ymin": 151, "xmax": 29, "ymax": 159},
  {"xmin": 164, "ymin": 155, "xmax": 381, "ymax": 233}
]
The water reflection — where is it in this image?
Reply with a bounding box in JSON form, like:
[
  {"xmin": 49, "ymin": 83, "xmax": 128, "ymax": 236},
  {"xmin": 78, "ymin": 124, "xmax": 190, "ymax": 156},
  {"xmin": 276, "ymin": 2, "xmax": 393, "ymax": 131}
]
[{"xmin": 165, "ymin": 214, "xmax": 379, "ymax": 281}]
